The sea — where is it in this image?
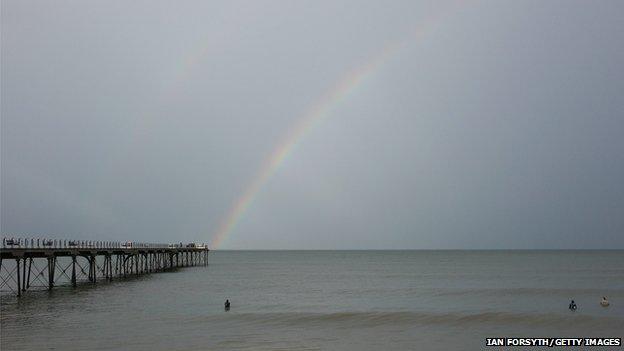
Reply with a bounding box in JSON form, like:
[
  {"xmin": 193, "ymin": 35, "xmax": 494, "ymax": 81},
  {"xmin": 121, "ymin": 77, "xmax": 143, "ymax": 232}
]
[{"xmin": 1, "ymin": 250, "xmax": 623, "ymax": 350}]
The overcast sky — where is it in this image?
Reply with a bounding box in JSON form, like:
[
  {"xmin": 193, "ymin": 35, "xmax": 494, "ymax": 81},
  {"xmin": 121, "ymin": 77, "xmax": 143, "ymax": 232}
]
[{"xmin": 2, "ymin": 0, "xmax": 623, "ymax": 249}]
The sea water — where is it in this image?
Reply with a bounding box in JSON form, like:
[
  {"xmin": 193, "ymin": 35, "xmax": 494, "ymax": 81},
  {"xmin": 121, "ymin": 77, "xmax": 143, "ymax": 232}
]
[{"xmin": 1, "ymin": 250, "xmax": 623, "ymax": 350}]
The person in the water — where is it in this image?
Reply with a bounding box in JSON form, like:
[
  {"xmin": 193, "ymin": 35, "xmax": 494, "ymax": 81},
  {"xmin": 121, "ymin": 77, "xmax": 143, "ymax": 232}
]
[
  {"xmin": 569, "ymin": 300, "xmax": 577, "ymax": 310},
  {"xmin": 224, "ymin": 299, "xmax": 231, "ymax": 310}
]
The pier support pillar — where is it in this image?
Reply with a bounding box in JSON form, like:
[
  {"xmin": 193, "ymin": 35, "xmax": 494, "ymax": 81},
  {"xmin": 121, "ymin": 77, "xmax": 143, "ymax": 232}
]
[
  {"xmin": 22, "ymin": 257, "xmax": 27, "ymax": 291},
  {"xmin": 103, "ymin": 255, "xmax": 108, "ymax": 280},
  {"xmin": 71, "ymin": 255, "xmax": 77, "ymax": 287},
  {"xmin": 26, "ymin": 258, "xmax": 33, "ymax": 289},
  {"xmin": 89, "ymin": 256, "xmax": 93, "ymax": 281},
  {"xmin": 93, "ymin": 256, "xmax": 97, "ymax": 283},
  {"xmin": 47, "ymin": 256, "xmax": 55, "ymax": 290},
  {"xmin": 16, "ymin": 258, "xmax": 21, "ymax": 297},
  {"xmin": 109, "ymin": 255, "xmax": 113, "ymax": 281}
]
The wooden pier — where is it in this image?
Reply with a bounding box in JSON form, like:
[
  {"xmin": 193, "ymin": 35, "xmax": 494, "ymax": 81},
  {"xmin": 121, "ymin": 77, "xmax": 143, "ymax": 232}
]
[{"xmin": 0, "ymin": 237, "xmax": 209, "ymax": 297}]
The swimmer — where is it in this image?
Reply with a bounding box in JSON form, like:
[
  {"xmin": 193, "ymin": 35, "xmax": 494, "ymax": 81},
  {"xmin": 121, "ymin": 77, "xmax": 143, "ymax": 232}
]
[{"xmin": 569, "ymin": 299, "xmax": 577, "ymax": 311}]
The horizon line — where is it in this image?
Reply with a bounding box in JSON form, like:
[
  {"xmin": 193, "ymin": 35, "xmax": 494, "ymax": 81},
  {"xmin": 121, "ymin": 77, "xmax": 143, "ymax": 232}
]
[{"xmin": 208, "ymin": 248, "xmax": 624, "ymax": 251}]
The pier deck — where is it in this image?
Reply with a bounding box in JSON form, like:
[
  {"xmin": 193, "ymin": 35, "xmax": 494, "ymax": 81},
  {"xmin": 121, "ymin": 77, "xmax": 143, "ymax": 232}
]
[{"xmin": 0, "ymin": 238, "xmax": 209, "ymax": 297}]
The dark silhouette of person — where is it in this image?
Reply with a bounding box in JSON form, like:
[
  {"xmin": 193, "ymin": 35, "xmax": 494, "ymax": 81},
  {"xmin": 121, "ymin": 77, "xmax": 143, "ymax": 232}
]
[
  {"xmin": 569, "ymin": 300, "xmax": 577, "ymax": 310},
  {"xmin": 224, "ymin": 299, "xmax": 231, "ymax": 310}
]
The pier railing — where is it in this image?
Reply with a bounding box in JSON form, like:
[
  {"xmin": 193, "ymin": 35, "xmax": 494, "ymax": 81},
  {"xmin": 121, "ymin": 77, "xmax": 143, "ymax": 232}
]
[{"xmin": 1, "ymin": 237, "xmax": 194, "ymax": 249}]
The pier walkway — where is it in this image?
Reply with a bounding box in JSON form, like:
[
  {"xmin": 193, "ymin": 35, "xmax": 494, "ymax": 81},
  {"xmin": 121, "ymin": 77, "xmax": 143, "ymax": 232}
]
[{"xmin": 0, "ymin": 237, "xmax": 209, "ymax": 297}]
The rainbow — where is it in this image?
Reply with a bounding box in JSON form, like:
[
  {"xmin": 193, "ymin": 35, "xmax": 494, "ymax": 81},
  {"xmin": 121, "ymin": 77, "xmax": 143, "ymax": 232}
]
[
  {"xmin": 210, "ymin": 45, "xmax": 399, "ymax": 248},
  {"xmin": 210, "ymin": 9, "xmax": 453, "ymax": 248}
]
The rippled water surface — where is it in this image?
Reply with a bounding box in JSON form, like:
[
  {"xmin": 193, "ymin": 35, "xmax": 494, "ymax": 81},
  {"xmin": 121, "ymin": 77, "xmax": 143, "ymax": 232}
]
[{"xmin": 2, "ymin": 250, "xmax": 623, "ymax": 350}]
